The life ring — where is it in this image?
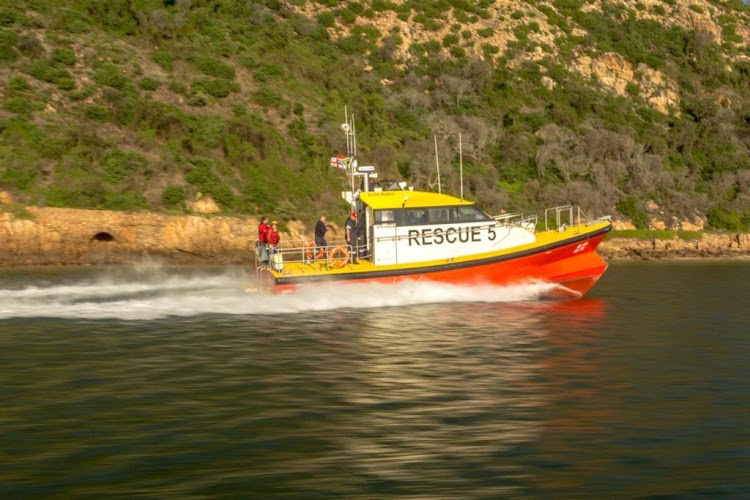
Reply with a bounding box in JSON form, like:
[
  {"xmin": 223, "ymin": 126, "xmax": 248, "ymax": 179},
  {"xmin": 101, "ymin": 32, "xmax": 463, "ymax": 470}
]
[
  {"xmin": 328, "ymin": 245, "xmax": 349, "ymax": 269},
  {"xmin": 305, "ymin": 241, "xmax": 325, "ymax": 261}
]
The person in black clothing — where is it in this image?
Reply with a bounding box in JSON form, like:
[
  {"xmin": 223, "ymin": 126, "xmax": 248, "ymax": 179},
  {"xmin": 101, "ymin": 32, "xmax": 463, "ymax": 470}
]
[
  {"xmin": 345, "ymin": 212, "xmax": 358, "ymax": 264},
  {"xmin": 315, "ymin": 216, "xmax": 330, "ymax": 248},
  {"xmin": 354, "ymin": 213, "xmax": 365, "ymax": 260}
]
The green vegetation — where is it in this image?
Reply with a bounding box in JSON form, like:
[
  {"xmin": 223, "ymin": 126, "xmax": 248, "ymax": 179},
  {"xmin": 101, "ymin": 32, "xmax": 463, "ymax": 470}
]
[
  {"xmin": 0, "ymin": 0, "xmax": 748, "ymax": 231},
  {"xmin": 0, "ymin": 202, "xmax": 35, "ymax": 220}
]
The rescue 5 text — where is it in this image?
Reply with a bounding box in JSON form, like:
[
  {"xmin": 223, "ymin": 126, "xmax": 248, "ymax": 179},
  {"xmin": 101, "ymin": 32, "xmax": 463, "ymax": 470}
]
[{"xmin": 407, "ymin": 226, "xmax": 496, "ymax": 246}]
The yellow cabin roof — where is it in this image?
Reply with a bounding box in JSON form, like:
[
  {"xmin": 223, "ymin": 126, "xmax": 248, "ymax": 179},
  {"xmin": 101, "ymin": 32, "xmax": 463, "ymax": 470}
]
[{"xmin": 359, "ymin": 190, "xmax": 475, "ymax": 210}]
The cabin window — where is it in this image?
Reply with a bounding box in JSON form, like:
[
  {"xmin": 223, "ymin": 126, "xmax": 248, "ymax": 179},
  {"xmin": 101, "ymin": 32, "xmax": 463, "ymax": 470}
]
[
  {"xmin": 374, "ymin": 210, "xmax": 395, "ymax": 224},
  {"xmin": 454, "ymin": 206, "xmax": 491, "ymax": 222},
  {"xmin": 405, "ymin": 208, "xmax": 428, "ymax": 226},
  {"xmin": 428, "ymin": 208, "xmax": 450, "ymax": 224}
]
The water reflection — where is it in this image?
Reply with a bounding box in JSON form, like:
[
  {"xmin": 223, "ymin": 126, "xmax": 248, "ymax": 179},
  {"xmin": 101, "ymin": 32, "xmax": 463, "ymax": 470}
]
[{"xmin": 278, "ymin": 300, "xmax": 609, "ymax": 496}]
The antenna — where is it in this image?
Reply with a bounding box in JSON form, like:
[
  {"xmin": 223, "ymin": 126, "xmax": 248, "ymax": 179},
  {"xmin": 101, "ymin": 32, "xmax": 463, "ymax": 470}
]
[
  {"xmin": 459, "ymin": 132, "xmax": 463, "ymax": 200},
  {"xmin": 434, "ymin": 135, "xmax": 441, "ymax": 194},
  {"xmin": 342, "ymin": 107, "xmax": 357, "ymax": 194}
]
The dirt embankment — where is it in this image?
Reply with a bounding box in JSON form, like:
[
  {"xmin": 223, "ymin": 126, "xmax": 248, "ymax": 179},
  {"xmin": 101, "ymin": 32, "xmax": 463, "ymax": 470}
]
[{"xmin": 2, "ymin": 204, "xmax": 750, "ymax": 266}]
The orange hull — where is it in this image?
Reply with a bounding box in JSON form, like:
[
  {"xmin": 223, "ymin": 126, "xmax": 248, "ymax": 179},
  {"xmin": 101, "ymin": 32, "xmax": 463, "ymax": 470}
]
[{"xmin": 267, "ymin": 232, "xmax": 608, "ymax": 296}]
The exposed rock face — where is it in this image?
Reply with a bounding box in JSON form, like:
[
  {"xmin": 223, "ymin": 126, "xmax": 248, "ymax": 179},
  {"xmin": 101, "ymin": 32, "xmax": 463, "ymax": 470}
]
[
  {"xmin": 573, "ymin": 53, "xmax": 680, "ymax": 113},
  {"xmin": 0, "ymin": 207, "xmax": 262, "ymax": 266},
  {"xmin": 187, "ymin": 194, "xmax": 220, "ymax": 214},
  {"xmin": 600, "ymin": 234, "xmax": 750, "ymax": 260},
  {"xmin": 0, "ymin": 207, "xmax": 332, "ymax": 266}
]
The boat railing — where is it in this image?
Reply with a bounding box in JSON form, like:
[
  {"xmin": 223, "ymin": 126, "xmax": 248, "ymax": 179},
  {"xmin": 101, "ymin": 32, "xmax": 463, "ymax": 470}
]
[
  {"xmin": 254, "ymin": 239, "xmax": 371, "ymax": 273},
  {"xmin": 493, "ymin": 213, "xmax": 538, "ymax": 233},
  {"xmin": 544, "ymin": 205, "xmax": 583, "ymax": 231}
]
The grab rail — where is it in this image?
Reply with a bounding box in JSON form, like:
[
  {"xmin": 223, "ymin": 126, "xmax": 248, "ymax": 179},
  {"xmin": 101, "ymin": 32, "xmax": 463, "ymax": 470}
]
[
  {"xmin": 544, "ymin": 205, "xmax": 581, "ymax": 231},
  {"xmin": 254, "ymin": 239, "xmax": 370, "ymax": 274}
]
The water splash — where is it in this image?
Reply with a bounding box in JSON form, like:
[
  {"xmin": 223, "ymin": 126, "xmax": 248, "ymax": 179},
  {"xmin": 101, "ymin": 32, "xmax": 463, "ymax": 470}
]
[{"xmin": 0, "ymin": 270, "xmax": 566, "ymax": 320}]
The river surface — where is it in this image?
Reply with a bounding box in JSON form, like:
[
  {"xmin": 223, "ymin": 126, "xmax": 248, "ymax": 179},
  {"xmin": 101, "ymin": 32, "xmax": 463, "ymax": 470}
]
[{"xmin": 0, "ymin": 261, "xmax": 748, "ymax": 498}]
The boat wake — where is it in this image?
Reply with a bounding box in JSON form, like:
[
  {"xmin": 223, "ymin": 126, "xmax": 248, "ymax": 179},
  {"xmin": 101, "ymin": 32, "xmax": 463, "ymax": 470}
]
[{"xmin": 0, "ymin": 271, "xmax": 571, "ymax": 320}]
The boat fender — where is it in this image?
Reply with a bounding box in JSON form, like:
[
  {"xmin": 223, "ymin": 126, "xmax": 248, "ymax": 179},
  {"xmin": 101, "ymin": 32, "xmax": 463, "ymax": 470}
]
[{"xmin": 328, "ymin": 246, "xmax": 349, "ymax": 269}]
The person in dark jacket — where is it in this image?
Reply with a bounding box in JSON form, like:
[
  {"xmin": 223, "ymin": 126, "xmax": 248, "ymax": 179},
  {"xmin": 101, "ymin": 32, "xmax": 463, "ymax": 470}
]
[
  {"xmin": 354, "ymin": 213, "xmax": 365, "ymax": 260},
  {"xmin": 345, "ymin": 212, "xmax": 358, "ymax": 263},
  {"xmin": 315, "ymin": 216, "xmax": 330, "ymax": 247}
]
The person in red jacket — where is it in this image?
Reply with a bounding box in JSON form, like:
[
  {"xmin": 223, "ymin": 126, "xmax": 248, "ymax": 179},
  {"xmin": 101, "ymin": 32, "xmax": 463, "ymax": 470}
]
[
  {"xmin": 258, "ymin": 216, "xmax": 270, "ymax": 244},
  {"xmin": 268, "ymin": 221, "xmax": 280, "ymax": 248}
]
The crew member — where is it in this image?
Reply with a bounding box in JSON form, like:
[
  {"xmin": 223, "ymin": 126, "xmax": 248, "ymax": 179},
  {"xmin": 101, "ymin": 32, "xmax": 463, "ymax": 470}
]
[
  {"xmin": 258, "ymin": 216, "xmax": 270, "ymax": 243},
  {"xmin": 315, "ymin": 216, "xmax": 330, "ymax": 248},
  {"xmin": 345, "ymin": 212, "xmax": 358, "ymax": 264},
  {"xmin": 268, "ymin": 221, "xmax": 280, "ymax": 248},
  {"xmin": 354, "ymin": 211, "xmax": 365, "ymax": 260},
  {"xmin": 257, "ymin": 216, "xmax": 270, "ymax": 264}
]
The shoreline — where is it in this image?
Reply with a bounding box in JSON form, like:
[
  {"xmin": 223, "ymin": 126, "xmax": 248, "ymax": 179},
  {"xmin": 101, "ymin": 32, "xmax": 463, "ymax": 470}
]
[{"xmin": 3, "ymin": 206, "xmax": 750, "ymax": 266}]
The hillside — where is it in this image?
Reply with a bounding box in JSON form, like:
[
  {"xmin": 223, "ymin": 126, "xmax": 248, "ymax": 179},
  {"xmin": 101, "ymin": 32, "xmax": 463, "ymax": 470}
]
[{"xmin": 1, "ymin": 0, "xmax": 749, "ymax": 229}]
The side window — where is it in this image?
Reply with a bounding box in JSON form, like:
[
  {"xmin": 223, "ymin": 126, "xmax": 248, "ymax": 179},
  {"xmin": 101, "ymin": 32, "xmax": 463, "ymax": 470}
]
[
  {"xmin": 374, "ymin": 210, "xmax": 395, "ymax": 224},
  {"xmin": 406, "ymin": 208, "xmax": 428, "ymax": 226},
  {"xmin": 428, "ymin": 208, "xmax": 450, "ymax": 224}
]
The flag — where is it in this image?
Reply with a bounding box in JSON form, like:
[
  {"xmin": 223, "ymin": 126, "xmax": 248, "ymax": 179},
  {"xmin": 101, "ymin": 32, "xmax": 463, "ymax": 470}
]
[{"xmin": 330, "ymin": 155, "xmax": 350, "ymax": 169}]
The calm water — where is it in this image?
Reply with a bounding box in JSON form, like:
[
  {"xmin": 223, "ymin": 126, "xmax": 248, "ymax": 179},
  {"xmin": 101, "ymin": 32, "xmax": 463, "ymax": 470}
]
[{"xmin": 0, "ymin": 262, "xmax": 748, "ymax": 498}]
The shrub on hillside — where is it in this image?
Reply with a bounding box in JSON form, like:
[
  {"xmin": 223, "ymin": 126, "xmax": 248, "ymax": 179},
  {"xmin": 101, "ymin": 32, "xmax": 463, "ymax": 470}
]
[
  {"xmin": 69, "ymin": 86, "xmax": 95, "ymax": 101},
  {"xmin": 161, "ymin": 184, "xmax": 186, "ymax": 206},
  {"xmin": 138, "ymin": 77, "xmax": 160, "ymax": 91},
  {"xmin": 1, "ymin": 164, "xmax": 37, "ymax": 190},
  {"xmin": 151, "ymin": 50, "xmax": 174, "ymax": 71},
  {"xmin": 194, "ymin": 56, "xmax": 236, "ymax": 79},
  {"xmin": 85, "ymin": 105, "xmax": 110, "ymax": 121},
  {"xmin": 0, "ymin": 28, "xmax": 19, "ymax": 60},
  {"xmin": 616, "ymin": 196, "xmax": 650, "ymax": 230},
  {"xmin": 252, "ymin": 87, "xmax": 284, "ymax": 108},
  {"xmin": 184, "ymin": 157, "xmax": 235, "ymax": 208},
  {"xmin": 52, "ymin": 47, "xmax": 76, "ymax": 66},
  {"xmin": 0, "ymin": 8, "xmax": 19, "ymax": 26},
  {"xmin": 101, "ymin": 149, "xmax": 147, "ymax": 183},
  {"xmin": 188, "ymin": 92, "xmax": 208, "ymax": 107},
  {"xmin": 8, "ymin": 76, "xmax": 31, "ymax": 91},
  {"xmin": 93, "ymin": 63, "xmax": 129, "ymax": 89},
  {"xmin": 706, "ymin": 206, "xmax": 747, "ymax": 231},
  {"xmin": 101, "ymin": 191, "xmax": 148, "ymax": 211},
  {"xmin": 191, "ymin": 77, "xmax": 238, "ymax": 98},
  {"xmin": 443, "ymin": 33, "xmax": 459, "ymax": 47},
  {"xmin": 2, "ymin": 97, "xmax": 34, "ymax": 116}
]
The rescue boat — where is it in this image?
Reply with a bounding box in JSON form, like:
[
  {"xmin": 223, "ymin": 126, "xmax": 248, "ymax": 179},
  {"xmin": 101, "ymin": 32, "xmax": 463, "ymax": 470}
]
[{"xmin": 255, "ymin": 115, "xmax": 612, "ymax": 296}]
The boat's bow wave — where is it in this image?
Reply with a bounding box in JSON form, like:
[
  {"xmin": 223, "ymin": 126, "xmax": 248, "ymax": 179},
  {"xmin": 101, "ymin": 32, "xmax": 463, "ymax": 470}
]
[{"xmin": 0, "ymin": 274, "xmax": 572, "ymax": 320}]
